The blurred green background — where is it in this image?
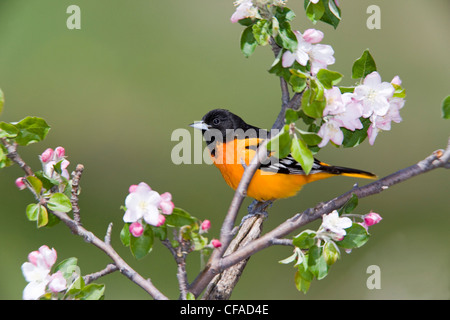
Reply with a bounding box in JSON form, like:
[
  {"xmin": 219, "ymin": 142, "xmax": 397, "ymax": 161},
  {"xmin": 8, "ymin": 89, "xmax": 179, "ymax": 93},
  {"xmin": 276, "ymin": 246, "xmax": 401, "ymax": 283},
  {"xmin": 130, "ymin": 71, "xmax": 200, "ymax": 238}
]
[{"xmin": 0, "ymin": 0, "xmax": 448, "ymax": 300}]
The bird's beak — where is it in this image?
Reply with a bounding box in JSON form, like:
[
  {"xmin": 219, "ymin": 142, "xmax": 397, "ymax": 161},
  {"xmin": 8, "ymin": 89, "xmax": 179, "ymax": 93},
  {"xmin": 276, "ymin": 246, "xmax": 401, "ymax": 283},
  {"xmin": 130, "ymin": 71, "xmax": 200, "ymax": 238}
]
[{"xmin": 189, "ymin": 121, "xmax": 210, "ymax": 131}]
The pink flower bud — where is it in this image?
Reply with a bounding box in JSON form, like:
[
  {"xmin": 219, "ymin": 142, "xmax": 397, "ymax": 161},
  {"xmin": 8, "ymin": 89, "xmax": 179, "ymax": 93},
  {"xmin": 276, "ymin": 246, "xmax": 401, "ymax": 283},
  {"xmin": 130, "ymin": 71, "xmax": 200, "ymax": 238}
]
[
  {"xmin": 391, "ymin": 75, "xmax": 402, "ymax": 86},
  {"xmin": 201, "ymin": 220, "xmax": 211, "ymax": 231},
  {"xmin": 15, "ymin": 177, "xmax": 26, "ymax": 190},
  {"xmin": 48, "ymin": 271, "xmax": 67, "ymax": 293},
  {"xmin": 364, "ymin": 212, "xmax": 382, "ymax": 226},
  {"xmin": 302, "ymin": 28, "xmax": 324, "ymax": 44},
  {"xmin": 156, "ymin": 214, "xmax": 166, "ymax": 227},
  {"xmin": 211, "ymin": 239, "xmax": 222, "ymax": 248},
  {"xmin": 54, "ymin": 146, "xmax": 65, "ymax": 158},
  {"xmin": 128, "ymin": 184, "xmax": 138, "ymax": 193},
  {"xmin": 159, "ymin": 192, "xmax": 174, "ymax": 215},
  {"xmin": 40, "ymin": 148, "xmax": 54, "ymax": 163},
  {"xmin": 129, "ymin": 222, "xmax": 144, "ymax": 237}
]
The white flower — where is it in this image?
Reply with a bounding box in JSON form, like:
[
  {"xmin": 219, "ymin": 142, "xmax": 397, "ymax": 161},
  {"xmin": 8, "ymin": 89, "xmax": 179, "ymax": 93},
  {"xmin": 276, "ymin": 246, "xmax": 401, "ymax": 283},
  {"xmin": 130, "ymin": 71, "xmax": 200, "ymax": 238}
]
[
  {"xmin": 230, "ymin": 0, "xmax": 260, "ymax": 23},
  {"xmin": 317, "ymin": 118, "xmax": 344, "ymax": 147},
  {"xmin": 123, "ymin": 182, "xmax": 162, "ymax": 226},
  {"xmin": 282, "ymin": 31, "xmax": 312, "ymax": 68},
  {"xmin": 308, "ymin": 43, "xmax": 335, "ymax": 75},
  {"xmin": 321, "ymin": 210, "xmax": 352, "ymax": 239},
  {"xmin": 21, "ymin": 245, "xmax": 63, "ymax": 300},
  {"xmin": 354, "ymin": 71, "xmax": 395, "ymax": 118}
]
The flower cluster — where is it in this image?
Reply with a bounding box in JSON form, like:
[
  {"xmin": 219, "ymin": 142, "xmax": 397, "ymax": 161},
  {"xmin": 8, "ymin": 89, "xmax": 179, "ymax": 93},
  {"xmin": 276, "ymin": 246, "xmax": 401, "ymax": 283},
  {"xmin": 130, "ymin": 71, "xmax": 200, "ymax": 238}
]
[
  {"xmin": 123, "ymin": 182, "xmax": 175, "ymax": 236},
  {"xmin": 40, "ymin": 146, "xmax": 70, "ymax": 180},
  {"xmin": 21, "ymin": 245, "xmax": 67, "ymax": 300},
  {"xmin": 318, "ymin": 72, "xmax": 404, "ymax": 147},
  {"xmin": 282, "ymin": 29, "xmax": 335, "ymax": 76},
  {"xmin": 15, "ymin": 146, "xmax": 70, "ymax": 191}
]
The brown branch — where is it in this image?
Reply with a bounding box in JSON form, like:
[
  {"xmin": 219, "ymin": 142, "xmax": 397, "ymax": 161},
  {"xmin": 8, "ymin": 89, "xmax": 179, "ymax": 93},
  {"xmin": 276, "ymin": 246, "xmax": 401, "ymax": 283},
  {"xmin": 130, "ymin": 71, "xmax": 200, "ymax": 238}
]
[
  {"xmin": 83, "ymin": 263, "xmax": 118, "ymax": 285},
  {"xmin": 1, "ymin": 138, "xmax": 33, "ymax": 176},
  {"xmin": 70, "ymin": 164, "xmax": 84, "ymax": 224}
]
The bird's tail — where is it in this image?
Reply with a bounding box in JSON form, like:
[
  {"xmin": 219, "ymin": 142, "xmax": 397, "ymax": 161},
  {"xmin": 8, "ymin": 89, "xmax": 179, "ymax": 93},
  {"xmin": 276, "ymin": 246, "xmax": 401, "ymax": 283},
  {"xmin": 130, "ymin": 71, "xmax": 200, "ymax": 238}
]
[{"xmin": 317, "ymin": 161, "xmax": 377, "ymax": 180}]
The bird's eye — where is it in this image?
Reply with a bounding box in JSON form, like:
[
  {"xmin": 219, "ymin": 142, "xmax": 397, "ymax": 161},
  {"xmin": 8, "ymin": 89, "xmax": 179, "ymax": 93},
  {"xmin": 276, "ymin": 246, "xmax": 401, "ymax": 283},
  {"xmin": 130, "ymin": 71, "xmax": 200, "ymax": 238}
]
[{"xmin": 212, "ymin": 118, "xmax": 220, "ymax": 125}]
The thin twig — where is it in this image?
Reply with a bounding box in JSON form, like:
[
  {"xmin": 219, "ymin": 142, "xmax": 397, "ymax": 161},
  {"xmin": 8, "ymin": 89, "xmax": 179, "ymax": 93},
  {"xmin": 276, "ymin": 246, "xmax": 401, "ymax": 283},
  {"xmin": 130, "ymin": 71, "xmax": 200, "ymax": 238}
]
[
  {"xmin": 83, "ymin": 264, "xmax": 118, "ymax": 285},
  {"xmin": 71, "ymin": 164, "xmax": 84, "ymax": 224}
]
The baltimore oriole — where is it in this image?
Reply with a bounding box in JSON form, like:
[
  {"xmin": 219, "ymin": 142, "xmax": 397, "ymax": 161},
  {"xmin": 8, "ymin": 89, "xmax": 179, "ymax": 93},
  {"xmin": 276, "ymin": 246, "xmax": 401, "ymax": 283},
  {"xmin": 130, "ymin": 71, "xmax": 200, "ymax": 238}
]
[{"xmin": 190, "ymin": 109, "xmax": 376, "ymax": 201}]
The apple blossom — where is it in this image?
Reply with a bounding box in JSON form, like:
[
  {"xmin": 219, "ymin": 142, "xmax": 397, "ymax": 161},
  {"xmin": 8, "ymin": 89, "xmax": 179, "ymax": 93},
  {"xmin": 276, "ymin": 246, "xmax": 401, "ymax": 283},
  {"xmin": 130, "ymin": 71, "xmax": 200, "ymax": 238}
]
[
  {"xmin": 129, "ymin": 221, "xmax": 144, "ymax": 237},
  {"xmin": 48, "ymin": 271, "xmax": 67, "ymax": 293},
  {"xmin": 363, "ymin": 211, "xmax": 382, "ymax": 227},
  {"xmin": 282, "ymin": 30, "xmax": 312, "ymax": 68},
  {"xmin": 40, "ymin": 146, "xmax": 70, "ymax": 181},
  {"xmin": 211, "ymin": 239, "xmax": 222, "ymax": 248},
  {"xmin": 230, "ymin": 0, "xmax": 260, "ymax": 23},
  {"xmin": 159, "ymin": 192, "xmax": 174, "ymax": 215},
  {"xmin": 156, "ymin": 214, "xmax": 166, "ymax": 227},
  {"xmin": 308, "ymin": 43, "xmax": 335, "ymax": 75},
  {"xmin": 123, "ymin": 182, "xmax": 162, "ymax": 226},
  {"xmin": 321, "ymin": 210, "xmax": 352, "ymax": 239},
  {"xmin": 40, "ymin": 148, "xmax": 54, "ymax": 163},
  {"xmin": 282, "ymin": 29, "xmax": 335, "ymax": 75},
  {"xmin": 354, "ymin": 71, "xmax": 395, "ymax": 118},
  {"xmin": 201, "ymin": 220, "xmax": 211, "ymax": 232},
  {"xmin": 15, "ymin": 177, "xmax": 26, "ymax": 190},
  {"xmin": 317, "ymin": 118, "xmax": 344, "ymax": 147},
  {"xmin": 21, "ymin": 245, "xmax": 66, "ymax": 300},
  {"xmin": 367, "ymin": 97, "xmax": 404, "ymax": 145}
]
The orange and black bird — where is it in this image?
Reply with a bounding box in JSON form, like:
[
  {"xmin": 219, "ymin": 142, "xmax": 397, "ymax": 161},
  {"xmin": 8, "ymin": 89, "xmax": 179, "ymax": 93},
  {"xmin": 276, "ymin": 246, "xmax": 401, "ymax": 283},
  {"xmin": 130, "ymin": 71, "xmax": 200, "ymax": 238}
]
[{"xmin": 190, "ymin": 109, "xmax": 376, "ymax": 202}]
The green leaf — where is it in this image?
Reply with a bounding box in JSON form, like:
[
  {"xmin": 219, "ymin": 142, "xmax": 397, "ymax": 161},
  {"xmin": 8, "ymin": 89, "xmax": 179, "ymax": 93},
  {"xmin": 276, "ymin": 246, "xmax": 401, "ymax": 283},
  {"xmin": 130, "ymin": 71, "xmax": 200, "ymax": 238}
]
[
  {"xmin": 293, "ymin": 230, "xmax": 316, "ymax": 249},
  {"xmin": 130, "ymin": 225, "xmax": 154, "ymax": 259},
  {"xmin": 336, "ymin": 223, "xmax": 370, "ymax": 249},
  {"xmin": 285, "ymin": 109, "xmax": 299, "ymax": 124},
  {"xmin": 252, "ymin": 19, "xmax": 271, "ymax": 46},
  {"xmin": 305, "ymin": 0, "xmax": 325, "ymax": 23},
  {"xmin": 323, "ymin": 241, "xmax": 340, "ymax": 265},
  {"xmin": 291, "ymin": 137, "xmax": 314, "ymax": 175},
  {"xmin": 317, "ymin": 69, "xmax": 343, "ymax": 89},
  {"xmin": 267, "ymin": 125, "xmax": 292, "ymax": 159},
  {"xmin": 275, "ymin": 6, "xmax": 296, "ymax": 23},
  {"xmin": 442, "ymin": 95, "xmax": 450, "ymax": 119},
  {"xmin": 308, "ymin": 245, "xmax": 329, "ymax": 280},
  {"xmin": 289, "ymin": 75, "xmax": 307, "ymax": 93},
  {"xmin": 275, "ymin": 21, "xmax": 297, "ymax": 52},
  {"xmin": 0, "ymin": 122, "xmax": 18, "ymax": 138},
  {"xmin": 320, "ymin": 0, "xmax": 341, "ymax": 29},
  {"xmin": 54, "ymin": 257, "xmax": 79, "ymax": 279},
  {"xmin": 0, "ymin": 144, "xmax": 13, "ymax": 169},
  {"xmin": 295, "ymin": 259, "xmax": 313, "ymax": 294},
  {"xmin": 37, "ymin": 205, "xmax": 49, "ymax": 228},
  {"xmin": 301, "ymin": 88, "xmax": 326, "ymax": 119},
  {"xmin": 120, "ymin": 223, "xmax": 131, "ymax": 246},
  {"xmin": 352, "ymin": 49, "xmax": 377, "ymax": 79},
  {"xmin": 165, "ymin": 207, "xmax": 197, "ymax": 227},
  {"xmin": 13, "ymin": 117, "xmax": 50, "ymax": 146},
  {"xmin": 0, "ymin": 88, "xmax": 4, "ymax": 115},
  {"xmin": 339, "ymin": 193, "xmax": 358, "ymax": 214},
  {"xmin": 341, "ymin": 117, "xmax": 371, "ymax": 148},
  {"xmin": 47, "ymin": 193, "xmax": 72, "ymax": 213},
  {"xmin": 268, "ymin": 55, "xmax": 292, "ymax": 83},
  {"xmin": 76, "ymin": 283, "xmax": 105, "ymax": 300},
  {"xmin": 241, "ymin": 25, "xmax": 258, "ymax": 58},
  {"xmin": 297, "ymin": 129, "xmax": 322, "ymax": 147},
  {"xmin": 26, "ymin": 176, "xmax": 43, "ymax": 195},
  {"xmin": 34, "ymin": 170, "xmax": 60, "ymax": 191},
  {"xmin": 26, "ymin": 203, "xmax": 40, "ymax": 221}
]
